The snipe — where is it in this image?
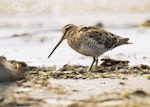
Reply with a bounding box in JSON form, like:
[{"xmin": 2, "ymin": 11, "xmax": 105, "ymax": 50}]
[{"xmin": 48, "ymin": 24, "xmax": 132, "ymax": 71}]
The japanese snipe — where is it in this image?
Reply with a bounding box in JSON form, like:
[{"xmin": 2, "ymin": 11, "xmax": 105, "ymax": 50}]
[{"xmin": 48, "ymin": 24, "xmax": 132, "ymax": 71}]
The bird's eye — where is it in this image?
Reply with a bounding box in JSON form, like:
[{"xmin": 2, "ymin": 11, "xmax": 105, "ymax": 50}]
[{"xmin": 66, "ymin": 27, "xmax": 70, "ymax": 31}]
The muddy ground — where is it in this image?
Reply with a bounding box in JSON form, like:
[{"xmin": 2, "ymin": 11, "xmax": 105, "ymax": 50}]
[
  {"xmin": 0, "ymin": 58, "xmax": 150, "ymax": 107},
  {"xmin": 0, "ymin": 1, "xmax": 150, "ymax": 106}
]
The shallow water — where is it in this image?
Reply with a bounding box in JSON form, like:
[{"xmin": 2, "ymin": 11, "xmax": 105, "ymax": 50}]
[
  {"xmin": 0, "ymin": 19, "xmax": 150, "ymax": 68},
  {"xmin": 0, "ymin": 13, "xmax": 150, "ymax": 68}
]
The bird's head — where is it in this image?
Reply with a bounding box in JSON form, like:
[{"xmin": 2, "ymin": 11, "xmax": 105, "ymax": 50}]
[
  {"xmin": 47, "ymin": 24, "xmax": 76, "ymax": 58},
  {"xmin": 62, "ymin": 24, "xmax": 76, "ymax": 39}
]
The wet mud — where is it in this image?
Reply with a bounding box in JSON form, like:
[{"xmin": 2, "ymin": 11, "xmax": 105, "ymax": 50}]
[
  {"xmin": 4, "ymin": 57, "xmax": 150, "ymax": 80},
  {"xmin": 0, "ymin": 1, "xmax": 150, "ymax": 106},
  {"xmin": 0, "ymin": 57, "xmax": 150, "ymax": 106},
  {"xmin": 69, "ymin": 90, "xmax": 150, "ymax": 107},
  {"xmin": 49, "ymin": 58, "xmax": 150, "ymax": 79}
]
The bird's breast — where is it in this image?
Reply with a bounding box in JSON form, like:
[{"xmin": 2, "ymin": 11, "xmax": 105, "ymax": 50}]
[{"xmin": 67, "ymin": 36, "xmax": 108, "ymax": 57}]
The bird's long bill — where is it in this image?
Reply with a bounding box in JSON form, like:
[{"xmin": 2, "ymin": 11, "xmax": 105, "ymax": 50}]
[{"xmin": 47, "ymin": 37, "xmax": 64, "ymax": 58}]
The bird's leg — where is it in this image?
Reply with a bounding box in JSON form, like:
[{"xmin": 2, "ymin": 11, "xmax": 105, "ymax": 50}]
[
  {"xmin": 93, "ymin": 57, "xmax": 98, "ymax": 70},
  {"xmin": 87, "ymin": 57, "xmax": 95, "ymax": 72}
]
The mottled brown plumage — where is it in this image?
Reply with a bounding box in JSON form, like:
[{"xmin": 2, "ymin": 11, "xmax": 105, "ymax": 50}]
[{"xmin": 48, "ymin": 24, "xmax": 132, "ymax": 71}]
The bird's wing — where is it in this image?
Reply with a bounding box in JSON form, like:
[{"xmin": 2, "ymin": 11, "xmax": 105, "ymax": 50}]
[{"xmin": 79, "ymin": 26, "xmax": 120, "ymax": 49}]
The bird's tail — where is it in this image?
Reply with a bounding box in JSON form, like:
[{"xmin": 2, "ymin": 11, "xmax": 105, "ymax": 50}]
[{"xmin": 118, "ymin": 38, "xmax": 132, "ymax": 46}]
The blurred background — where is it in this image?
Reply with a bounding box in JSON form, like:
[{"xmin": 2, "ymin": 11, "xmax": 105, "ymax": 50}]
[{"xmin": 0, "ymin": 0, "xmax": 150, "ymax": 67}]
